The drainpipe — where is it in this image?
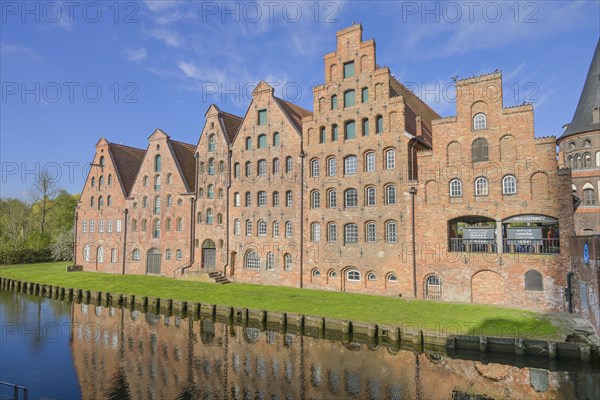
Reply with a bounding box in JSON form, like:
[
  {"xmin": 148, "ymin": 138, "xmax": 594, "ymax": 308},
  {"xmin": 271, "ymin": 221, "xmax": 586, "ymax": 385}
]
[
  {"xmin": 73, "ymin": 209, "xmax": 78, "ymax": 265},
  {"xmin": 189, "ymin": 197, "xmax": 196, "ymax": 265},
  {"xmin": 121, "ymin": 208, "xmax": 128, "ymax": 275},
  {"xmin": 409, "ymin": 187, "xmax": 417, "ymax": 297},
  {"xmin": 299, "ymin": 149, "xmax": 306, "ymax": 289},
  {"xmin": 224, "ymin": 149, "xmax": 232, "ymax": 276},
  {"xmin": 566, "ymin": 271, "xmax": 574, "ymax": 313}
]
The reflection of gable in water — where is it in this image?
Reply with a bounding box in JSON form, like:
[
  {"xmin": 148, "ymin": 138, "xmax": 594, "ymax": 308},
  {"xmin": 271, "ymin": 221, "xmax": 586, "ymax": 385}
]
[{"xmin": 104, "ymin": 367, "xmax": 131, "ymax": 400}]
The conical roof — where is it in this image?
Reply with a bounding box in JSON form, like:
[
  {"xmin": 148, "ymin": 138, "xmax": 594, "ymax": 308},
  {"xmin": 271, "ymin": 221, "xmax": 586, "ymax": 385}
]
[{"xmin": 559, "ymin": 39, "xmax": 600, "ymax": 140}]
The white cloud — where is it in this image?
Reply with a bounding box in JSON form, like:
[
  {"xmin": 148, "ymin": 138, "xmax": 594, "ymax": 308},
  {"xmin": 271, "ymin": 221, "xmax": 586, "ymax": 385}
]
[
  {"xmin": 0, "ymin": 43, "xmax": 42, "ymax": 61},
  {"xmin": 125, "ymin": 47, "xmax": 148, "ymax": 63},
  {"xmin": 143, "ymin": 0, "xmax": 181, "ymax": 12},
  {"xmin": 147, "ymin": 28, "xmax": 183, "ymax": 48}
]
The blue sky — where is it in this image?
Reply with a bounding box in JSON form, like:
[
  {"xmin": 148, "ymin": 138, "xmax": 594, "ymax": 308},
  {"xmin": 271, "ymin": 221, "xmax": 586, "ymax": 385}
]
[{"xmin": 1, "ymin": 0, "xmax": 599, "ymax": 199}]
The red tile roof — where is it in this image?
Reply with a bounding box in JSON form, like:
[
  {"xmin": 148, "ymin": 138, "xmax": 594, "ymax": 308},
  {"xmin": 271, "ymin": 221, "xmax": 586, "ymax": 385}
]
[
  {"xmin": 169, "ymin": 140, "xmax": 197, "ymax": 193},
  {"xmin": 108, "ymin": 143, "xmax": 146, "ymax": 197},
  {"xmin": 275, "ymin": 97, "xmax": 312, "ymax": 132},
  {"xmin": 219, "ymin": 110, "xmax": 244, "ymax": 143}
]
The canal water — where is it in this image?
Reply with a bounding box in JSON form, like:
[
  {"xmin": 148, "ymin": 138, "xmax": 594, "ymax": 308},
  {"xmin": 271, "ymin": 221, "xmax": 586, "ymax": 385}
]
[{"xmin": 1, "ymin": 290, "xmax": 599, "ymax": 400}]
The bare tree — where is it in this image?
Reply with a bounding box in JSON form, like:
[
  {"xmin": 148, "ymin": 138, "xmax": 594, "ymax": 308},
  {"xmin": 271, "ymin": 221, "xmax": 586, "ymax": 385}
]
[{"xmin": 29, "ymin": 170, "xmax": 60, "ymax": 234}]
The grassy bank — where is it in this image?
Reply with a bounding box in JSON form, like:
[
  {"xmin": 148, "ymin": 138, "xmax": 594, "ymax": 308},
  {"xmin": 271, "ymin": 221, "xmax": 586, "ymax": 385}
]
[{"xmin": 1, "ymin": 262, "xmax": 560, "ymax": 339}]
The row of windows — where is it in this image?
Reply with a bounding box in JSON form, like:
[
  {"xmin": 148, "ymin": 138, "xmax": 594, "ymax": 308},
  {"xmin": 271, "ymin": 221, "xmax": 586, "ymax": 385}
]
[
  {"xmin": 199, "ymin": 159, "xmax": 226, "ymax": 175},
  {"xmin": 89, "ymin": 195, "xmax": 112, "ymax": 209},
  {"xmin": 573, "ymin": 183, "xmax": 598, "ymax": 206},
  {"xmin": 317, "ymin": 116, "xmax": 383, "ymax": 144},
  {"xmin": 314, "ymin": 269, "xmax": 398, "ymax": 283},
  {"xmin": 233, "ymin": 157, "xmax": 294, "ymax": 178},
  {"xmin": 131, "ymin": 194, "xmax": 183, "ymax": 211},
  {"xmin": 82, "ymin": 245, "xmax": 119, "ymax": 263},
  {"xmin": 199, "ymin": 185, "xmax": 224, "ymax": 199},
  {"xmin": 567, "ymin": 139, "xmax": 593, "ymax": 151},
  {"xmin": 310, "ymin": 221, "xmax": 398, "ymax": 244},
  {"xmin": 244, "ymin": 132, "xmax": 281, "ymax": 151},
  {"xmin": 130, "ymin": 217, "xmax": 183, "ymax": 235},
  {"xmin": 310, "ymin": 186, "xmax": 398, "ymax": 208},
  {"xmin": 310, "ymin": 149, "xmax": 396, "ymax": 178},
  {"xmin": 81, "ymin": 220, "xmax": 122, "ymax": 233},
  {"xmin": 129, "ymin": 248, "xmax": 183, "ymax": 261},
  {"xmin": 449, "ymin": 175, "xmax": 517, "ymax": 197},
  {"xmin": 234, "ymin": 220, "xmax": 293, "ymax": 238},
  {"xmin": 233, "ymin": 191, "xmax": 293, "ymax": 208},
  {"xmin": 567, "ymin": 151, "xmax": 600, "ymax": 170},
  {"xmin": 197, "ymin": 210, "xmax": 223, "ymax": 225},
  {"xmin": 245, "ymin": 251, "xmax": 293, "ymax": 271},
  {"xmin": 90, "ymin": 174, "xmax": 113, "ymax": 190}
]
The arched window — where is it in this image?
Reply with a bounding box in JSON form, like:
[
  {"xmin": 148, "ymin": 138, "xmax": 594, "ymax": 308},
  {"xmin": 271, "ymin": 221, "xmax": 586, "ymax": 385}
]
[
  {"xmin": 344, "ymin": 224, "xmax": 358, "ymax": 244},
  {"xmin": 311, "ymin": 191, "xmax": 320, "ymax": 208},
  {"xmin": 285, "ymin": 156, "xmax": 293, "ymax": 173},
  {"xmin": 344, "ymin": 155, "xmax": 357, "ymax": 174},
  {"xmin": 245, "ymin": 251, "xmax": 260, "ymax": 269},
  {"xmin": 344, "ymin": 120, "xmax": 356, "ymax": 140},
  {"xmin": 365, "ymin": 186, "xmax": 376, "ymax": 206},
  {"xmin": 141, "ymin": 219, "xmax": 147, "ymax": 231},
  {"xmin": 258, "ymin": 134, "xmax": 267, "ymax": 149},
  {"xmin": 367, "ymin": 273, "xmax": 377, "ymax": 281},
  {"xmin": 234, "ymin": 192, "xmax": 240, "ymax": 207},
  {"xmin": 99, "ymin": 156, "xmax": 105, "ymax": 167},
  {"xmin": 258, "ymin": 220, "xmax": 267, "ymax": 236},
  {"xmin": 424, "ymin": 274, "xmax": 442, "ymax": 299},
  {"xmin": 285, "ymin": 222, "xmax": 292, "ymax": 238},
  {"xmin": 245, "ymin": 220, "xmax": 252, "ymax": 236},
  {"xmin": 206, "ymin": 209, "xmax": 213, "ymax": 224},
  {"xmin": 245, "ymin": 162, "xmax": 252, "ymax": 177},
  {"xmin": 99, "ymin": 176, "xmax": 104, "ymax": 190},
  {"xmin": 153, "ymin": 196, "xmax": 160, "ymax": 213},
  {"xmin": 152, "ymin": 219, "xmax": 160, "ymax": 238},
  {"xmin": 208, "ymin": 134, "xmax": 216, "ymax": 151},
  {"xmin": 502, "ymin": 175, "xmax": 517, "ymax": 194},
  {"xmin": 154, "ymin": 155, "xmax": 161, "ymax": 172},
  {"xmin": 219, "ymin": 161, "xmax": 225, "ymax": 173},
  {"xmin": 524, "ymin": 270, "xmax": 543, "ymax": 291},
  {"xmin": 272, "ymin": 221, "xmax": 280, "ymax": 238},
  {"xmin": 361, "ymin": 87, "xmax": 368, "ymax": 103},
  {"xmin": 131, "ymin": 219, "xmax": 137, "ymax": 231},
  {"xmin": 331, "ymin": 124, "xmax": 338, "ymax": 141},
  {"xmin": 331, "ymin": 95, "xmax": 338, "ymax": 110},
  {"xmin": 319, "ymin": 127, "xmax": 326, "ymax": 143},
  {"xmin": 583, "ymin": 187, "xmax": 596, "ymax": 206},
  {"xmin": 258, "ymin": 159, "xmax": 267, "ymax": 176},
  {"xmin": 569, "ymin": 141, "xmax": 576, "ymax": 150},
  {"xmin": 217, "ymin": 213, "xmax": 223, "ymax": 225},
  {"xmin": 283, "ymin": 253, "xmax": 292, "ymax": 270},
  {"xmin": 312, "ymin": 269, "xmax": 321, "ymax": 277},
  {"xmin": 165, "ymin": 249, "xmax": 172, "ymax": 260},
  {"xmin": 97, "ymin": 246, "xmax": 104, "ymax": 263},
  {"xmin": 286, "ymin": 190, "xmax": 293, "ymax": 207},
  {"xmin": 142, "ymin": 196, "xmax": 148, "ymax": 208},
  {"xmin": 346, "ymin": 270, "xmax": 360, "ymax": 281},
  {"xmin": 329, "ymin": 270, "xmax": 338, "ymax": 278},
  {"xmin": 273, "ymin": 132, "xmax": 280, "ymax": 146},
  {"xmin": 108, "ymin": 174, "xmax": 112, "ymax": 185},
  {"xmin": 473, "ymin": 113, "xmax": 487, "ymax": 130},
  {"xmin": 362, "ymin": 118, "xmax": 369, "ymax": 136},
  {"xmin": 98, "ymin": 196, "xmax": 104, "ymax": 209},
  {"xmin": 272, "ymin": 191, "xmax": 280, "ymax": 207},
  {"xmin": 176, "ymin": 249, "xmax": 183, "ymax": 260},
  {"xmin": 200, "ymin": 162, "xmax": 204, "ymax": 174},
  {"xmin": 132, "ymin": 248, "xmax": 141, "ymax": 261},
  {"xmin": 449, "ymin": 179, "xmax": 462, "ymax": 197},
  {"xmin": 311, "ymin": 223, "xmax": 321, "ymax": 242},
  {"xmin": 90, "ymin": 196, "xmax": 95, "ymax": 207},
  {"xmin": 234, "ymin": 162, "xmax": 240, "ymax": 178},
  {"xmin": 385, "ymin": 149, "xmax": 396, "ymax": 169},
  {"xmin": 327, "ymin": 189, "xmax": 337, "ymax": 208},
  {"xmin": 257, "ymin": 191, "xmax": 267, "ymax": 207},
  {"xmin": 176, "ymin": 217, "xmax": 182, "ymax": 231},
  {"xmin": 218, "ymin": 189, "xmax": 224, "ymax": 198},
  {"xmin": 472, "ymin": 138, "xmax": 489, "ymax": 162},
  {"xmin": 475, "ymin": 177, "xmax": 489, "ymax": 196},
  {"xmin": 366, "ymin": 222, "xmax": 376, "ymax": 242},
  {"xmin": 344, "ymin": 90, "xmax": 355, "ymax": 107},
  {"xmin": 107, "ymin": 195, "xmax": 112, "ymax": 206},
  {"xmin": 234, "ymin": 219, "xmax": 240, "ymax": 235},
  {"xmin": 327, "ymin": 157, "xmax": 336, "ymax": 176},
  {"xmin": 143, "ymin": 175, "xmax": 148, "ymax": 187},
  {"xmin": 208, "ymin": 158, "xmax": 215, "ymax": 175},
  {"xmin": 596, "ymin": 151, "xmax": 600, "ymax": 167},
  {"xmin": 91, "ymin": 177, "xmax": 95, "ymax": 188},
  {"xmin": 386, "ymin": 221, "xmax": 398, "ymax": 243},
  {"xmin": 385, "ymin": 185, "xmax": 396, "ymax": 205},
  {"xmin": 166, "ymin": 217, "xmax": 172, "ymax": 230},
  {"xmin": 344, "ymin": 188, "xmax": 358, "ymax": 208},
  {"xmin": 311, "ymin": 159, "xmax": 320, "ymax": 177},
  {"xmin": 375, "ymin": 115, "xmax": 383, "ymax": 134},
  {"xmin": 327, "ymin": 223, "xmax": 338, "ymax": 242},
  {"xmin": 245, "ymin": 192, "xmax": 251, "ymax": 207},
  {"xmin": 272, "ymin": 158, "xmax": 280, "ymax": 174},
  {"xmin": 584, "ymin": 139, "xmax": 591, "ymax": 147},
  {"xmin": 388, "ymin": 274, "xmax": 398, "ymax": 282},
  {"xmin": 245, "ymin": 137, "xmax": 252, "ymax": 150},
  {"xmin": 365, "ymin": 152, "xmax": 375, "ymax": 172},
  {"xmin": 584, "ymin": 153, "xmax": 592, "ymax": 169},
  {"xmin": 266, "ymin": 253, "xmax": 275, "ymax": 270}
]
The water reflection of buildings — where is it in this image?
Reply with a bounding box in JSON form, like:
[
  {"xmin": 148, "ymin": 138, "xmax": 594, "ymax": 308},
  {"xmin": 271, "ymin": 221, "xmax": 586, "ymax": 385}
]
[{"xmin": 70, "ymin": 304, "xmax": 597, "ymax": 399}]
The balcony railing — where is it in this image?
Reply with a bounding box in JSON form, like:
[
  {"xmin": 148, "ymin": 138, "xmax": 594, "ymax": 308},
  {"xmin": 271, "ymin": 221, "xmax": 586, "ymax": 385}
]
[
  {"xmin": 503, "ymin": 238, "xmax": 560, "ymax": 254},
  {"xmin": 449, "ymin": 238, "xmax": 497, "ymax": 253}
]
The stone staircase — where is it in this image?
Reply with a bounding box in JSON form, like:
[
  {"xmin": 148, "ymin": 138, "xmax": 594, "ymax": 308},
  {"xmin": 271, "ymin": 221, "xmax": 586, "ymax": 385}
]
[{"xmin": 208, "ymin": 271, "xmax": 231, "ymax": 285}]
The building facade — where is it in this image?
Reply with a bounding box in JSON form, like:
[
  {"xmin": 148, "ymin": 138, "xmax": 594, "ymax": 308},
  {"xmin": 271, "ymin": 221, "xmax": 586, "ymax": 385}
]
[{"xmin": 75, "ymin": 24, "xmax": 577, "ymax": 312}]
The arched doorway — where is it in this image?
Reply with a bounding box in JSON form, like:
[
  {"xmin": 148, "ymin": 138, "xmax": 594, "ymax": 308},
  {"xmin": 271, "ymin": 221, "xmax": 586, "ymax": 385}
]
[
  {"xmin": 146, "ymin": 248, "xmax": 161, "ymax": 275},
  {"xmin": 471, "ymin": 270, "xmax": 504, "ymax": 305},
  {"xmin": 202, "ymin": 239, "xmax": 216, "ymax": 271}
]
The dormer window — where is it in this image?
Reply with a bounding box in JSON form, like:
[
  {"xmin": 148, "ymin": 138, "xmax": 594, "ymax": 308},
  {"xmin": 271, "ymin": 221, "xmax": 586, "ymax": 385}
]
[
  {"xmin": 473, "ymin": 113, "xmax": 487, "ymax": 130},
  {"xmin": 343, "ymin": 61, "xmax": 355, "ymax": 79}
]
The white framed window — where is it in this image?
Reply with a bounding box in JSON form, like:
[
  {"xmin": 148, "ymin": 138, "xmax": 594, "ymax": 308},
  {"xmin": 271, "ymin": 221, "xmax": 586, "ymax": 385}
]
[
  {"xmin": 272, "ymin": 221, "xmax": 280, "ymax": 238},
  {"xmin": 328, "ymin": 223, "xmax": 337, "ymax": 242},
  {"xmin": 344, "ymin": 224, "xmax": 358, "ymax": 244},
  {"xmin": 286, "ymin": 191, "xmax": 293, "ymax": 207},
  {"xmin": 234, "ymin": 192, "xmax": 241, "ymax": 207},
  {"xmin": 132, "ymin": 248, "xmax": 141, "ymax": 261},
  {"xmin": 385, "ymin": 185, "xmax": 396, "ymax": 205},
  {"xmin": 83, "ymin": 244, "xmax": 90, "ymax": 261},
  {"xmin": 473, "ymin": 113, "xmax": 487, "ymax": 130},
  {"xmin": 273, "ymin": 158, "xmax": 280, "ymax": 174},
  {"xmin": 449, "ymin": 179, "xmax": 462, "ymax": 197},
  {"xmin": 107, "ymin": 220, "xmax": 113, "ymax": 233},
  {"xmin": 283, "ymin": 253, "xmax": 292, "ymax": 271},
  {"xmin": 116, "ymin": 220, "xmax": 122, "ymax": 232},
  {"xmin": 266, "ymin": 252, "xmax": 275, "ymax": 270},
  {"xmin": 311, "ymin": 223, "xmax": 321, "ymax": 242},
  {"xmin": 273, "ymin": 191, "xmax": 280, "ymax": 207},
  {"xmin": 367, "ymin": 273, "xmax": 377, "ymax": 281},
  {"xmin": 388, "ymin": 274, "xmax": 398, "ymax": 282},
  {"xmin": 386, "ymin": 221, "xmax": 398, "ymax": 243},
  {"xmin": 286, "ymin": 156, "xmax": 293, "ymax": 173},
  {"xmin": 234, "ymin": 219, "xmax": 240, "ymax": 235},
  {"xmin": 365, "ymin": 152, "xmax": 375, "ymax": 172},
  {"xmin": 167, "ymin": 195, "xmax": 173, "ymax": 207},
  {"xmin": 366, "ymin": 222, "xmax": 376, "ymax": 243},
  {"xmin": 327, "ymin": 157, "xmax": 336, "ymax": 176},
  {"xmin": 285, "ymin": 222, "xmax": 292, "ymax": 238},
  {"xmin": 258, "ymin": 159, "xmax": 267, "ymax": 176},
  {"xmin": 346, "ymin": 270, "xmax": 360, "ymax": 281},
  {"xmin": 385, "ymin": 149, "xmax": 396, "ymax": 169},
  {"xmin": 311, "ymin": 191, "xmax": 320, "ymax": 208},
  {"xmin": 502, "ymin": 175, "xmax": 517, "ymax": 194},
  {"xmin": 176, "ymin": 249, "xmax": 183, "ymax": 260},
  {"xmin": 366, "ymin": 186, "xmax": 376, "ymax": 206},
  {"xmin": 98, "ymin": 220, "xmax": 104, "ymax": 233},
  {"xmin": 344, "ymin": 188, "xmax": 358, "ymax": 208},
  {"xmin": 245, "ymin": 192, "xmax": 251, "ymax": 207},
  {"xmin": 258, "ymin": 191, "xmax": 267, "ymax": 207},
  {"xmin": 165, "ymin": 249, "xmax": 172, "ymax": 260},
  {"xmin": 258, "ymin": 220, "xmax": 267, "ymax": 236},
  {"xmin": 82, "ymin": 221, "xmax": 87, "ymax": 233},
  {"xmin": 97, "ymin": 246, "xmax": 104, "ymax": 263},
  {"xmin": 245, "ymin": 220, "xmax": 252, "ymax": 236},
  {"xmin": 344, "ymin": 155, "xmax": 357, "ymax": 174},
  {"xmin": 327, "ymin": 189, "xmax": 337, "ymax": 208},
  {"xmin": 311, "ymin": 159, "xmax": 320, "ymax": 178},
  {"xmin": 475, "ymin": 177, "xmax": 489, "ymax": 196},
  {"xmin": 111, "ymin": 248, "xmax": 117, "ymax": 263}
]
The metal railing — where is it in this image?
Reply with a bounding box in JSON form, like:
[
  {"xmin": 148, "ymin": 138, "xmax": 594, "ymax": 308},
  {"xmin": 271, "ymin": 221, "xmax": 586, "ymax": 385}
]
[
  {"xmin": 0, "ymin": 381, "xmax": 28, "ymax": 400},
  {"xmin": 449, "ymin": 238, "xmax": 497, "ymax": 253},
  {"xmin": 503, "ymin": 238, "xmax": 560, "ymax": 254}
]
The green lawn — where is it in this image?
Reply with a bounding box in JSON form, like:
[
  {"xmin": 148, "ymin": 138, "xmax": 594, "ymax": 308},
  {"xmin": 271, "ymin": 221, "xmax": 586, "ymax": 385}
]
[{"xmin": 1, "ymin": 262, "xmax": 560, "ymax": 339}]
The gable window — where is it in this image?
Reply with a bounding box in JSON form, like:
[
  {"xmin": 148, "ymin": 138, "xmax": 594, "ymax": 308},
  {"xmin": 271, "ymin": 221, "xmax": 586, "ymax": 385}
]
[
  {"xmin": 345, "ymin": 120, "xmax": 356, "ymax": 140},
  {"xmin": 272, "ymin": 158, "xmax": 280, "ymax": 174},
  {"xmin": 344, "ymin": 188, "xmax": 358, "ymax": 207},
  {"xmin": 154, "ymin": 155, "xmax": 161, "ymax": 172},
  {"xmin": 343, "ymin": 61, "xmax": 355, "ymax": 78},
  {"xmin": 208, "ymin": 134, "xmax": 216, "ymax": 151},
  {"xmin": 99, "ymin": 156, "xmax": 105, "ymax": 167},
  {"xmin": 473, "ymin": 113, "xmax": 487, "ymax": 130},
  {"xmin": 143, "ymin": 175, "xmax": 148, "ymax": 187},
  {"xmin": 376, "ymin": 115, "xmax": 383, "ymax": 134},
  {"xmin": 361, "ymin": 87, "xmax": 368, "ymax": 103},
  {"xmin": 319, "ymin": 127, "xmax": 326, "ymax": 144},
  {"xmin": 98, "ymin": 196, "xmax": 104, "ymax": 209},
  {"xmin": 99, "ymin": 176, "xmax": 104, "ymax": 190},
  {"xmin": 153, "ymin": 196, "xmax": 161, "ymax": 213},
  {"xmin": 502, "ymin": 175, "xmax": 517, "ymax": 194},
  {"xmin": 234, "ymin": 163, "xmax": 240, "ymax": 178},
  {"xmin": 258, "ymin": 134, "xmax": 267, "ymax": 149},
  {"xmin": 475, "ymin": 177, "xmax": 489, "ymax": 196},
  {"xmin": 331, "ymin": 95, "xmax": 338, "ymax": 110},
  {"xmin": 153, "ymin": 219, "xmax": 160, "ymax": 238},
  {"xmin": 449, "ymin": 179, "xmax": 462, "ymax": 197},
  {"xmin": 245, "ymin": 162, "xmax": 252, "ymax": 177},
  {"xmin": 207, "ymin": 184, "xmax": 214, "ymax": 199},
  {"xmin": 90, "ymin": 197, "xmax": 95, "ymax": 207},
  {"xmin": 154, "ymin": 175, "xmax": 161, "ymax": 191},
  {"xmin": 142, "ymin": 196, "xmax": 148, "ymax": 208},
  {"xmin": 273, "ymin": 132, "xmax": 280, "ymax": 146},
  {"xmin": 245, "ymin": 137, "xmax": 252, "ymax": 151},
  {"xmin": 258, "ymin": 109, "xmax": 267, "ymax": 125},
  {"xmin": 208, "ymin": 158, "xmax": 215, "ymax": 175},
  {"xmin": 219, "ymin": 161, "xmax": 225, "ymax": 173},
  {"xmin": 344, "ymin": 90, "xmax": 355, "ymax": 108},
  {"xmin": 108, "ymin": 174, "xmax": 112, "ymax": 185},
  {"xmin": 472, "ymin": 138, "xmax": 489, "ymax": 162},
  {"xmin": 331, "ymin": 124, "xmax": 338, "ymax": 141},
  {"xmin": 91, "ymin": 177, "xmax": 95, "ymax": 188},
  {"xmin": 344, "ymin": 155, "xmax": 357, "ymax": 175}
]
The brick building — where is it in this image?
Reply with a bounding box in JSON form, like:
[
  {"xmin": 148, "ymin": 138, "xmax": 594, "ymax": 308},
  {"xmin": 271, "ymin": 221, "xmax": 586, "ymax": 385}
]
[{"xmin": 75, "ymin": 24, "xmax": 577, "ymax": 312}]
